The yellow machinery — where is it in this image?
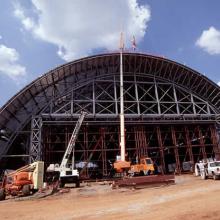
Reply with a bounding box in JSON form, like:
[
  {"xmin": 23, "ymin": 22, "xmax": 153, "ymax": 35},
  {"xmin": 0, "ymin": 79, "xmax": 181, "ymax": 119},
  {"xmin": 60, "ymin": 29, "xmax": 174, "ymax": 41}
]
[
  {"xmin": 129, "ymin": 157, "xmax": 155, "ymax": 176},
  {"xmin": 113, "ymin": 157, "xmax": 155, "ymax": 176}
]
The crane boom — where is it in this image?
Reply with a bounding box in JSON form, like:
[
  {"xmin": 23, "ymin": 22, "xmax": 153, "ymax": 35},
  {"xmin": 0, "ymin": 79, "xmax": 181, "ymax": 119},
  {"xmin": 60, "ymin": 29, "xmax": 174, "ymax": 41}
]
[{"xmin": 60, "ymin": 111, "xmax": 87, "ymax": 169}]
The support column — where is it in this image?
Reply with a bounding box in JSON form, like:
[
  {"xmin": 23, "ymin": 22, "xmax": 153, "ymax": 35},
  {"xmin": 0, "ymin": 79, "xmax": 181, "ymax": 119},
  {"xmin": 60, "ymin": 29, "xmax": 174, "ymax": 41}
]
[
  {"xmin": 134, "ymin": 127, "xmax": 141, "ymax": 159},
  {"xmin": 210, "ymin": 125, "xmax": 220, "ymax": 160},
  {"xmin": 156, "ymin": 126, "xmax": 165, "ymax": 174},
  {"xmin": 101, "ymin": 128, "xmax": 107, "ymax": 176},
  {"xmin": 184, "ymin": 126, "xmax": 194, "ymax": 164},
  {"xmin": 196, "ymin": 126, "xmax": 207, "ymax": 160},
  {"xmin": 83, "ymin": 126, "xmax": 89, "ymax": 177},
  {"xmin": 171, "ymin": 126, "xmax": 181, "ymax": 174},
  {"xmin": 141, "ymin": 126, "xmax": 148, "ymax": 157},
  {"xmin": 29, "ymin": 116, "xmax": 43, "ymax": 163}
]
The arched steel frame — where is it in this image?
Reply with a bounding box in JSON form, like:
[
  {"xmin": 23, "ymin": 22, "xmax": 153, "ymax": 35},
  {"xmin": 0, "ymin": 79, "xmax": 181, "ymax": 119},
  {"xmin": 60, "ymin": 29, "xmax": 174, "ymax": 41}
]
[{"xmin": 0, "ymin": 52, "xmax": 220, "ymax": 174}]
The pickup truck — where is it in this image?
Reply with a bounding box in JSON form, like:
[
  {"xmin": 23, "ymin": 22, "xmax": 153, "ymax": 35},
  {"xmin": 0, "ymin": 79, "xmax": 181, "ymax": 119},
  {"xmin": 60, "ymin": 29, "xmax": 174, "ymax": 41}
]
[{"xmin": 198, "ymin": 161, "xmax": 220, "ymax": 180}]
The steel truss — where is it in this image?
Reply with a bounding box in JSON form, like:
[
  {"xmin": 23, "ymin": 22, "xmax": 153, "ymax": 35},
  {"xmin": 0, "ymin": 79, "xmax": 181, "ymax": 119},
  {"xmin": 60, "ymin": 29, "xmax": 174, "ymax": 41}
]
[
  {"xmin": 43, "ymin": 74, "xmax": 217, "ymax": 118},
  {"xmin": 29, "ymin": 116, "xmax": 42, "ymax": 162}
]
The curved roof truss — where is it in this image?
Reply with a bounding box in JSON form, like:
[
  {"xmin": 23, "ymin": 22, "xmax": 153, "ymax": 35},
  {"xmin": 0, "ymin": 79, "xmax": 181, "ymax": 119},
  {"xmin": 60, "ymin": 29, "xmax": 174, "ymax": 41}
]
[{"xmin": 0, "ymin": 52, "xmax": 220, "ymax": 158}]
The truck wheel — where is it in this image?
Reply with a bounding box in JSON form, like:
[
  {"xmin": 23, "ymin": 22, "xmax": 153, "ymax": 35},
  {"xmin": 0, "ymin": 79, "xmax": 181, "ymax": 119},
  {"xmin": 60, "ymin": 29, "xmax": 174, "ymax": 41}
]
[
  {"xmin": 139, "ymin": 171, "xmax": 144, "ymax": 176},
  {"xmin": 76, "ymin": 181, "xmax": 80, "ymax": 188},
  {"xmin": 0, "ymin": 189, "xmax": 6, "ymax": 201},
  {"xmin": 22, "ymin": 185, "xmax": 31, "ymax": 196},
  {"xmin": 129, "ymin": 172, "xmax": 135, "ymax": 177},
  {"xmin": 213, "ymin": 174, "xmax": 218, "ymax": 180},
  {"xmin": 59, "ymin": 181, "xmax": 65, "ymax": 188}
]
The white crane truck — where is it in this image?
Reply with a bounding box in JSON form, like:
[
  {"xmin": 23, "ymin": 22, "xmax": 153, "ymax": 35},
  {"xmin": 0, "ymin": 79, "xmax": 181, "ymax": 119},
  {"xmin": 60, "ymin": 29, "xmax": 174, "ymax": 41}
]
[{"xmin": 47, "ymin": 111, "xmax": 87, "ymax": 187}]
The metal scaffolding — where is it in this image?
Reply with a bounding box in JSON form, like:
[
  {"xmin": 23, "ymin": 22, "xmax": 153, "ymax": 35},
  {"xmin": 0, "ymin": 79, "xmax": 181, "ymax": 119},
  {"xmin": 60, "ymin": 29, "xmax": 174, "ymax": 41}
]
[{"xmin": 39, "ymin": 123, "xmax": 219, "ymax": 177}]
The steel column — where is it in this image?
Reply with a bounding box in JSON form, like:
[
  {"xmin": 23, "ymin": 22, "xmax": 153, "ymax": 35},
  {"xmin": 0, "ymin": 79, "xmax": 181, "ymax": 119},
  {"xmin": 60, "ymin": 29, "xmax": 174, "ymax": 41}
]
[
  {"xmin": 29, "ymin": 116, "xmax": 43, "ymax": 163},
  {"xmin": 156, "ymin": 126, "xmax": 165, "ymax": 174},
  {"xmin": 196, "ymin": 126, "xmax": 207, "ymax": 160},
  {"xmin": 171, "ymin": 126, "xmax": 181, "ymax": 173},
  {"xmin": 184, "ymin": 126, "xmax": 194, "ymax": 164}
]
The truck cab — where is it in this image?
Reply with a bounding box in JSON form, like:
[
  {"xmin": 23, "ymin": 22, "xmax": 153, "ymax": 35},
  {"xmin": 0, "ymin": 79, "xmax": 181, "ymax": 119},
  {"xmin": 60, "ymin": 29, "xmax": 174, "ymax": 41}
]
[
  {"xmin": 206, "ymin": 161, "xmax": 220, "ymax": 180},
  {"xmin": 129, "ymin": 157, "xmax": 155, "ymax": 176}
]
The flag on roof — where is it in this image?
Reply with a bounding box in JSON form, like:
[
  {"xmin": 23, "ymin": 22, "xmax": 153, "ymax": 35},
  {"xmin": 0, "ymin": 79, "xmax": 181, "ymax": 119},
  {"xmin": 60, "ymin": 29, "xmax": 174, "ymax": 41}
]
[{"xmin": 131, "ymin": 35, "xmax": 136, "ymax": 50}]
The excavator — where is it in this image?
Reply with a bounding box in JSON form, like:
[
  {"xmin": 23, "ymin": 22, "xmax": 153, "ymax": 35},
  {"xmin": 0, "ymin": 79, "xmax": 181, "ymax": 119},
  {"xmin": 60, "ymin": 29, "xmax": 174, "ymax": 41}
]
[
  {"xmin": 47, "ymin": 111, "xmax": 87, "ymax": 188},
  {"xmin": 0, "ymin": 161, "xmax": 44, "ymax": 201}
]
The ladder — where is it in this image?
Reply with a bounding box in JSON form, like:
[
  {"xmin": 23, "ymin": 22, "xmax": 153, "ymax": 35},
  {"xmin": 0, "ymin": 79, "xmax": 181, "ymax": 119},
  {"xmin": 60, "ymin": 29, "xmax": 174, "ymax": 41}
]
[{"xmin": 60, "ymin": 111, "xmax": 87, "ymax": 169}]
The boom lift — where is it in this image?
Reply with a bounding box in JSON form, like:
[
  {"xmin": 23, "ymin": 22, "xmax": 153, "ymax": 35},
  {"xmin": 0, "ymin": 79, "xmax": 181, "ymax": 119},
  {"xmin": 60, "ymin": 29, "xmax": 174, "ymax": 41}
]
[
  {"xmin": 47, "ymin": 111, "xmax": 87, "ymax": 187},
  {"xmin": 0, "ymin": 161, "xmax": 44, "ymax": 200}
]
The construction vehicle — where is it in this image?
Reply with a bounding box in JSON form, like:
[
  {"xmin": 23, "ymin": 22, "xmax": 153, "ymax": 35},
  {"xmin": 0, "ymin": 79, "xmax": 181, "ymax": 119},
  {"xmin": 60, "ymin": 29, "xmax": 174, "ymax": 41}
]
[
  {"xmin": 128, "ymin": 157, "xmax": 155, "ymax": 176},
  {"xmin": 113, "ymin": 156, "xmax": 155, "ymax": 176},
  {"xmin": 0, "ymin": 161, "xmax": 44, "ymax": 201},
  {"xmin": 195, "ymin": 158, "xmax": 220, "ymax": 180},
  {"xmin": 113, "ymin": 158, "xmax": 131, "ymax": 174},
  {"xmin": 47, "ymin": 111, "xmax": 87, "ymax": 188}
]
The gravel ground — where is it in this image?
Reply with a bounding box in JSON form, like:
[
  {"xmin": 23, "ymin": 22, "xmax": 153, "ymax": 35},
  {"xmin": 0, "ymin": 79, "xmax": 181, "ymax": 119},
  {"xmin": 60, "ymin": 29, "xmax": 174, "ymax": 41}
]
[{"xmin": 0, "ymin": 175, "xmax": 220, "ymax": 220}]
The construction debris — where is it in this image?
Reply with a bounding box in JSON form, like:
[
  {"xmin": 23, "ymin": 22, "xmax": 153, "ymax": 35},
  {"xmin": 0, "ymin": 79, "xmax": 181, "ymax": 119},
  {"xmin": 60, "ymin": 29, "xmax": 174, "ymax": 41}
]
[{"xmin": 112, "ymin": 175, "xmax": 175, "ymax": 188}]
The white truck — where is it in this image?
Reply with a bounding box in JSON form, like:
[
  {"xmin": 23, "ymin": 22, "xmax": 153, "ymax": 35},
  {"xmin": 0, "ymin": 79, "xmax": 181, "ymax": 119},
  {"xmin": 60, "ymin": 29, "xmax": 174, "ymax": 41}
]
[
  {"xmin": 195, "ymin": 159, "xmax": 220, "ymax": 180},
  {"xmin": 47, "ymin": 111, "xmax": 87, "ymax": 187}
]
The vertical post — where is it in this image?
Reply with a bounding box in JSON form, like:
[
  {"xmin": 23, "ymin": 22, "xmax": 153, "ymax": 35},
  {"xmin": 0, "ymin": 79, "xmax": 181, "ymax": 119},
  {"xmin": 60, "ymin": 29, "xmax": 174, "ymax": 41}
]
[
  {"xmin": 119, "ymin": 32, "xmax": 125, "ymax": 161},
  {"xmin": 197, "ymin": 126, "xmax": 207, "ymax": 160},
  {"xmin": 184, "ymin": 126, "xmax": 194, "ymax": 164},
  {"xmin": 29, "ymin": 116, "xmax": 43, "ymax": 163},
  {"xmin": 142, "ymin": 126, "xmax": 148, "ymax": 157},
  {"xmin": 171, "ymin": 126, "xmax": 181, "ymax": 174},
  {"xmin": 210, "ymin": 125, "xmax": 220, "ymax": 159},
  {"xmin": 101, "ymin": 128, "xmax": 107, "ymax": 176},
  {"xmin": 156, "ymin": 126, "xmax": 165, "ymax": 174},
  {"xmin": 83, "ymin": 126, "xmax": 89, "ymax": 177},
  {"xmin": 134, "ymin": 127, "xmax": 140, "ymax": 159}
]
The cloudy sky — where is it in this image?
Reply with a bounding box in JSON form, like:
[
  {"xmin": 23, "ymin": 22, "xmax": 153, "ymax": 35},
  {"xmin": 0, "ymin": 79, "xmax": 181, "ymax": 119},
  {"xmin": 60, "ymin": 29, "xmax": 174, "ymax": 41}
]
[{"xmin": 0, "ymin": 0, "xmax": 220, "ymax": 107}]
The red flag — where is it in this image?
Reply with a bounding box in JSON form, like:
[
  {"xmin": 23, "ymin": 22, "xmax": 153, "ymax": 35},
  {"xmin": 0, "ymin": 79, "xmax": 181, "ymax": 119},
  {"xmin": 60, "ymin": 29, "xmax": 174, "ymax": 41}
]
[{"xmin": 131, "ymin": 35, "xmax": 136, "ymax": 50}]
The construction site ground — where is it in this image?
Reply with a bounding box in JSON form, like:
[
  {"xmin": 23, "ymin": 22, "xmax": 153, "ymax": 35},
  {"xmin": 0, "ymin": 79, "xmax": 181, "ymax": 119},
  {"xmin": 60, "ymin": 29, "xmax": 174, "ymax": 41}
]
[{"xmin": 0, "ymin": 174, "xmax": 220, "ymax": 220}]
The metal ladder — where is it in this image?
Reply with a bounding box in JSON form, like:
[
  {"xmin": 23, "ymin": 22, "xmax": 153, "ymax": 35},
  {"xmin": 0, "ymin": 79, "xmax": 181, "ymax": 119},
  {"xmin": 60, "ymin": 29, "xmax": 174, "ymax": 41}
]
[{"xmin": 60, "ymin": 111, "xmax": 87, "ymax": 169}]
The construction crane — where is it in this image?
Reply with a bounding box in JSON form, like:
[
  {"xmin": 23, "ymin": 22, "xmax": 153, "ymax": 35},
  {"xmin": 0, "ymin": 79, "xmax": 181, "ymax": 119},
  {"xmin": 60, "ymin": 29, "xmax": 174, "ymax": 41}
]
[
  {"xmin": 47, "ymin": 111, "xmax": 87, "ymax": 187},
  {"xmin": 113, "ymin": 33, "xmax": 131, "ymax": 174}
]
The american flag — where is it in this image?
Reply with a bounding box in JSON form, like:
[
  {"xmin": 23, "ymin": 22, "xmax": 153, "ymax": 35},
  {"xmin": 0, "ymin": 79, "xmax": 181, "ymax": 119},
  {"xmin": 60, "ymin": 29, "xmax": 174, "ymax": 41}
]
[{"xmin": 131, "ymin": 35, "xmax": 136, "ymax": 50}]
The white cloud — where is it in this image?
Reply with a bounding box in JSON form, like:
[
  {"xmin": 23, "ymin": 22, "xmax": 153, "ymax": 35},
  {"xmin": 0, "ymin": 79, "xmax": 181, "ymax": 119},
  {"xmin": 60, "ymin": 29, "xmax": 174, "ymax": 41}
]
[
  {"xmin": 13, "ymin": 2, "xmax": 35, "ymax": 30},
  {"xmin": 13, "ymin": 0, "xmax": 151, "ymax": 61},
  {"xmin": 218, "ymin": 81, "xmax": 220, "ymax": 86},
  {"xmin": 0, "ymin": 44, "xmax": 26, "ymax": 81},
  {"xmin": 196, "ymin": 26, "xmax": 220, "ymax": 55}
]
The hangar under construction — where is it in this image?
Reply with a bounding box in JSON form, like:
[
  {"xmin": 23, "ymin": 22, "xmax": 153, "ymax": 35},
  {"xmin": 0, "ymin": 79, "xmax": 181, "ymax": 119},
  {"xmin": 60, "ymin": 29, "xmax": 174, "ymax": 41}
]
[{"xmin": 0, "ymin": 52, "xmax": 220, "ymax": 178}]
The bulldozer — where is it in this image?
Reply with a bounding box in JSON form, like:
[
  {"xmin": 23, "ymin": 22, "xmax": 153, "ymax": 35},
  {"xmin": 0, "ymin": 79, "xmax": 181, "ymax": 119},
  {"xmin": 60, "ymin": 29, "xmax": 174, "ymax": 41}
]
[{"xmin": 0, "ymin": 161, "xmax": 44, "ymax": 201}]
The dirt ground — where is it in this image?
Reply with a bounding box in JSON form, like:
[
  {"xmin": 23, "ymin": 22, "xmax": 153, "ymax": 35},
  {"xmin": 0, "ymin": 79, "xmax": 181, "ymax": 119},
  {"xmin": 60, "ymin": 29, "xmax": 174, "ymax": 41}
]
[{"xmin": 0, "ymin": 175, "xmax": 220, "ymax": 220}]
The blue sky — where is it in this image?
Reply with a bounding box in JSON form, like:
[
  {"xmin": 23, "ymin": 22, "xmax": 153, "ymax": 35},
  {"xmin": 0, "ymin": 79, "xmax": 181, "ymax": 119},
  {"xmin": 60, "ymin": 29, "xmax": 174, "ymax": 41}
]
[{"xmin": 0, "ymin": 0, "xmax": 220, "ymax": 107}]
